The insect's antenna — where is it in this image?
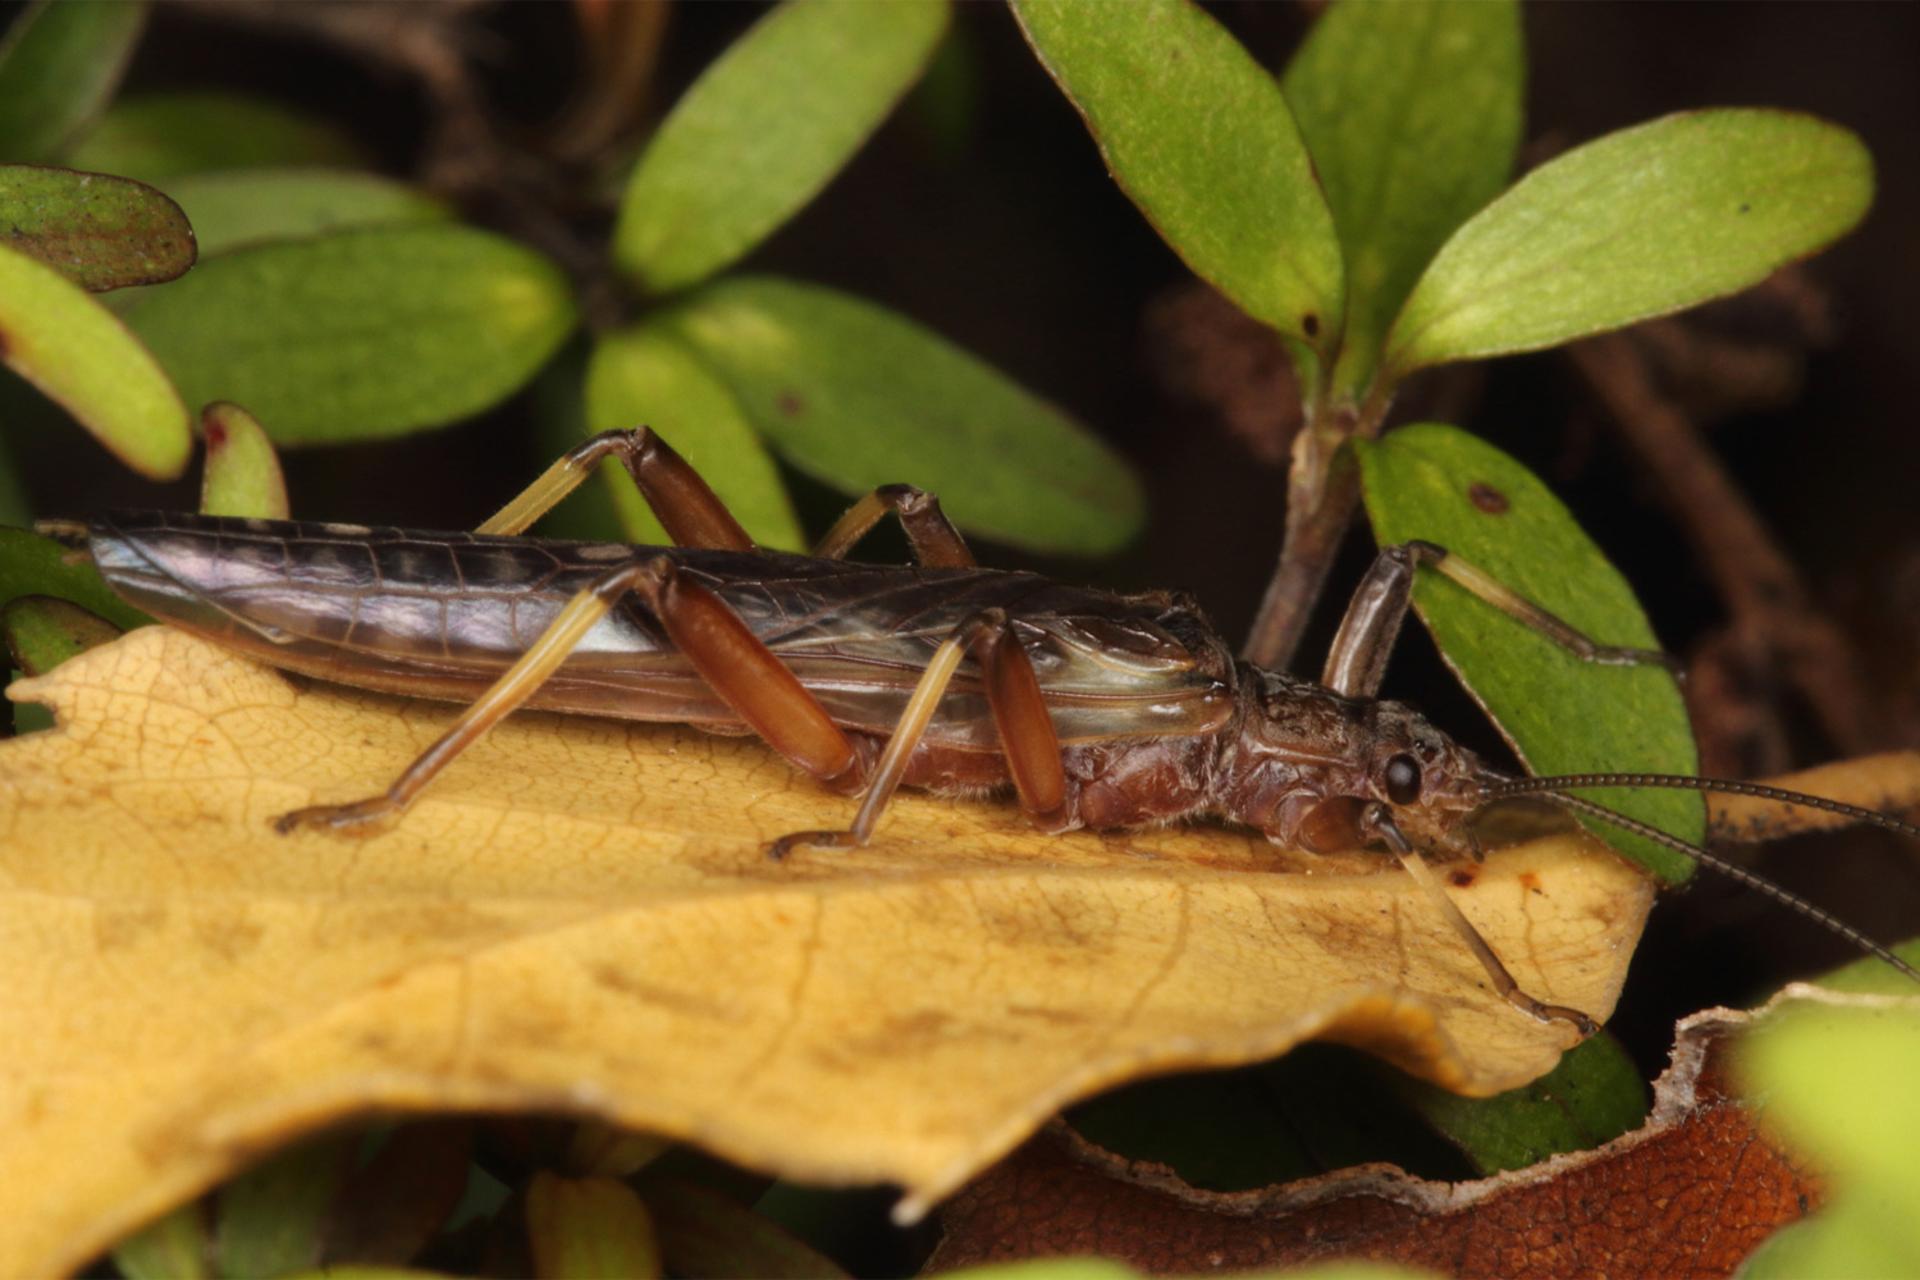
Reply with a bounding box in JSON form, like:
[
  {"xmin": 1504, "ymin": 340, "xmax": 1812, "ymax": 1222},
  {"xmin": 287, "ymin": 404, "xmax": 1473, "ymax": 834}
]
[
  {"xmin": 1498, "ymin": 786, "xmax": 1920, "ymax": 986},
  {"xmin": 1485, "ymin": 771, "xmax": 1920, "ymax": 844}
]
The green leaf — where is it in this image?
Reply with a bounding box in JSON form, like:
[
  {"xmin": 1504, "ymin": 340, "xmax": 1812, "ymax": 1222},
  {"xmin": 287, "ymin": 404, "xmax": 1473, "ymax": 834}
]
[
  {"xmin": 1807, "ymin": 937, "xmax": 1920, "ymax": 997},
  {"xmin": 1282, "ymin": 0, "xmax": 1522, "ymax": 391},
  {"xmin": 1737, "ymin": 1002, "xmax": 1920, "ymax": 1276},
  {"xmin": 637, "ymin": 1174, "xmax": 847, "ymax": 1279},
  {"xmin": 124, "ymin": 224, "xmax": 578, "ymax": 444},
  {"xmin": 2, "ymin": 595, "xmax": 122, "ymax": 676},
  {"xmin": 615, "ymin": 0, "xmax": 949, "ymax": 294},
  {"xmin": 199, "ymin": 401, "xmax": 288, "ymax": 519},
  {"xmin": 1391, "ymin": 1032, "xmax": 1647, "ymax": 1175},
  {"xmin": 0, "ymin": 0, "xmax": 146, "ymax": 163},
  {"xmin": 526, "ymin": 1172, "xmax": 662, "ymax": 1280},
  {"xmin": 0, "ymin": 526, "xmax": 150, "ymax": 631},
  {"xmin": 109, "ymin": 1203, "xmax": 210, "ymax": 1280},
  {"xmin": 586, "ymin": 321, "xmax": 803, "ymax": 550},
  {"xmin": 0, "ymin": 241, "xmax": 189, "ymax": 478},
  {"xmin": 214, "ymin": 1134, "xmax": 357, "ymax": 1279},
  {"xmin": 1354, "ymin": 424, "xmax": 1700, "ymax": 882},
  {"xmin": 0, "ymin": 163, "xmax": 194, "ymax": 290},
  {"xmin": 658, "ymin": 276, "xmax": 1143, "ymax": 555},
  {"xmin": 162, "ymin": 168, "xmax": 447, "ymax": 258},
  {"xmin": 64, "ymin": 91, "xmax": 361, "ymax": 185},
  {"xmin": 1385, "ymin": 110, "xmax": 1873, "ymax": 376},
  {"xmin": 1013, "ymin": 0, "xmax": 1342, "ymax": 352},
  {"xmin": 1066, "ymin": 1044, "xmax": 1474, "ymax": 1193}
]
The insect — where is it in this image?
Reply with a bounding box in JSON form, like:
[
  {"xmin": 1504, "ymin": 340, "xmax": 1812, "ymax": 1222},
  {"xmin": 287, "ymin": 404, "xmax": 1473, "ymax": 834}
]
[{"xmin": 68, "ymin": 427, "xmax": 1920, "ymax": 1029}]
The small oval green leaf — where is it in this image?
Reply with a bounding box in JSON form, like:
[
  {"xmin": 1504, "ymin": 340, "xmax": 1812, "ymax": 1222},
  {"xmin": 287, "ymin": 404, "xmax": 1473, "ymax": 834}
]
[
  {"xmin": 1013, "ymin": 0, "xmax": 1343, "ymax": 351},
  {"xmin": 526, "ymin": 1172, "xmax": 662, "ymax": 1280},
  {"xmin": 213, "ymin": 1134, "xmax": 357, "ymax": 1280},
  {"xmin": 199, "ymin": 401, "xmax": 288, "ymax": 519},
  {"xmin": 0, "ymin": 526, "xmax": 150, "ymax": 631},
  {"xmin": 1392, "ymin": 1032, "xmax": 1647, "ymax": 1175},
  {"xmin": 124, "ymin": 224, "xmax": 578, "ymax": 444},
  {"xmin": 1738, "ymin": 1002, "xmax": 1920, "ymax": 1276},
  {"xmin": 2, "ymin": 595, "xmax": 122, "ymax": 677},
  {"xmin": 163, "ymin": 168, "xmax": 446, "ymax": 258},
  {"xmin": 0, "ymin": 164, "xmax": 195, "ymax": 290},
  {"xmin": 0, "ymin": 241, "xmax": 189, "ymax": 478},
  {"xmin": 587, "ymin": 322, "xmax": 802, "ymax": 550},
  {"xmin": 615, "ymin": 0, "xmax": 949, "ymax": 294},
  {"xmin": 64, "ymin": 91, "xmax": 361, "ymax": 185},
  {"xmin": 1282, "ymin": 0, "xmax": 1521, "ymax": 390},
  {"xmin": 636, "ymin": 1174, "xmax": 846, "ymax": 1280},
  {"xmin": 1355, "ymin": 423, "xmax": 1700, "ymax": 882},
  {"xmin": 0, "ymin": 0, "xmax": 146, "ymax": 163},
  {"xmin": 109, "ymin": 1204, "xmax": 210, "ymax": 1280},
  {"xmin": 659, "ymin": 276, "xmax": 1143, "ymax": 556},
  {"xmin": 1385, "ymin": 110, "xmax": 1873, "ymax": 376}
]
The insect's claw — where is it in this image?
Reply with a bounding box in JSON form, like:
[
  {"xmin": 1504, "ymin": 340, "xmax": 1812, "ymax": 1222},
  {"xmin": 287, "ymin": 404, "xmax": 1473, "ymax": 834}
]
[
  {"xmin": 273, "ymin": 797, "xmax": 398, "ymax": 835},
  {"xmin": 768, "ymin": 829, "xmax": 859, "ymax": 860}
]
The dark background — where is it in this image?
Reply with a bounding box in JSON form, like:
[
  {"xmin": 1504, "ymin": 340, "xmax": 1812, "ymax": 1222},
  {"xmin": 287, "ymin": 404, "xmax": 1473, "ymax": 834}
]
[{"xmin": 10, "ymin": 1, "xmax": 1919, "ymax": 1066}]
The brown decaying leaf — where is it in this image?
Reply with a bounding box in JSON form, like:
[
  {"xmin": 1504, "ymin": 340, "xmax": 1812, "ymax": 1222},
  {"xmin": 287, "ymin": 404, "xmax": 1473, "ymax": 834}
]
[
  {"xmin": 932, "ymin": 1002, "xmax": 1827, "ymax": 1278},
  {"xmin": 0, "ymin": 629, "xmax": 1651, "ymax": 1277},
  {"xmin": 1706, "ymin": 750, "xmax": 1920, "ymax": 843}
]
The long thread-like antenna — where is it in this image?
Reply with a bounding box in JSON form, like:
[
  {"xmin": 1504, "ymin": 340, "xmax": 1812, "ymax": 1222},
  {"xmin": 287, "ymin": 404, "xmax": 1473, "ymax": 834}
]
[
  {"xmin": 1485, "ymin": 771, "xmax": 1920, "ymax": 843},
  {"xmin": 1480, "ymin": 780, "xmax": 1920, "ymax": 985}
]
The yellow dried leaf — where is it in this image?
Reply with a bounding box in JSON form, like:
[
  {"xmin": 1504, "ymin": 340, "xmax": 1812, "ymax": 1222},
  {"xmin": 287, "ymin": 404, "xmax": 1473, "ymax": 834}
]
[{"xmin": 0, "ymin": 629, "xmax": 1652, "ymax": 1277}]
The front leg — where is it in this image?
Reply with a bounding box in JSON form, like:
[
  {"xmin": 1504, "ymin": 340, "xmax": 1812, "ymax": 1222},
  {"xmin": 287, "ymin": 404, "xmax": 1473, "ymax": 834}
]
[{"xmin": 1322, "ymin": 541, "xmax": 1680, "ymax": 699}]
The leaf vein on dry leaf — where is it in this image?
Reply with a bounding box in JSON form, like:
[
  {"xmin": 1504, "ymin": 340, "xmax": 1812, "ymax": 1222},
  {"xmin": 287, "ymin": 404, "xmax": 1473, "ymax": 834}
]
[{"xmin": 730, "ymin": 892, "xmax": 825, "ymax": 1091}]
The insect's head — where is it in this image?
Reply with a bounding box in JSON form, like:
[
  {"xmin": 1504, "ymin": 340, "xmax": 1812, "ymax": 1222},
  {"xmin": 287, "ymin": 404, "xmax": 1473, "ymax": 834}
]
[{"xmin": 1221, "ymin": 668, "xmax": 1500, "ymax": 860}]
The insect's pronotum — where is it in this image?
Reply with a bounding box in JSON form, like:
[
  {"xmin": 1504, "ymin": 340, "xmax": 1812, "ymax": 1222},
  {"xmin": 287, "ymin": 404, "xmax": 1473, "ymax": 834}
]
[{"xmin": 65, "ymin": 427, "xmax": 1920, "ymax": 1030}]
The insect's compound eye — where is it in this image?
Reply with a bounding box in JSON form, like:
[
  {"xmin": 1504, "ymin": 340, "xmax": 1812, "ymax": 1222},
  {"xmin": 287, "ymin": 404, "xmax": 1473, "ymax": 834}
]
[{"xmin": 1383, "ymin": 753, "xmax": 1422, "ymax": 805}]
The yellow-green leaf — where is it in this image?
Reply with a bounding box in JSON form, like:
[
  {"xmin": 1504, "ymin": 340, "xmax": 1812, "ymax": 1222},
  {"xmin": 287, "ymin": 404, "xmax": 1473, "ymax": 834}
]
[
  {"xmin": 0, "ymin": 240, "xmax": 189, "ymax": 478},
  {"xmin": 0, "ymin": 164, "xmax": 195, "ymax": 290},
  {"xmin": 586, "ymin": 322, "xmax": 802, "ymax": 550},
  {"xmin": 124, "ymin": 224, "xmax": 577, "ymax": 444},
  {"xmin": 0, "ymin": 0, "xmax": 146, "ymax": 162},
  {"xmin": 2, "ymin": 594, "xmax": 121, "ymax": 676},
  {"xmin": 199, "ymin": 401, "xmax": 288, "ymax": 519},
  {"xmin": 658, "ymin": 276, "xmax": 1143, "ymax": 555},
  {"xmin": 1013, "ymin": 0, "xmax": 1342, "ymax": 351},
  {"xmin": 614, "ymin": 0, "xmax": 949, "ymax": 294},
  {"xmin": 1386, "ymin": 110, "xmax": 1873, "ymax": 376},
  {"xmin": 64, "ymin": 91, "xmax": 360, "ymax": 184},
  {"xmin": 527, "ymin": 1173, "xmax": 662, "ymax": 1280},
  {"xmin": 1282, "ymin": 0, "xmax": 1522, "ymax": 392}
]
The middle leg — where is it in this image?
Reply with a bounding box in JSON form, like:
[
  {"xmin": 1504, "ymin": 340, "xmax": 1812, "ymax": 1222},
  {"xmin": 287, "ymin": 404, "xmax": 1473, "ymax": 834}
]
[{"xmin": 772, "ymin": 609, "xmax": 1067, "ymax": 857}]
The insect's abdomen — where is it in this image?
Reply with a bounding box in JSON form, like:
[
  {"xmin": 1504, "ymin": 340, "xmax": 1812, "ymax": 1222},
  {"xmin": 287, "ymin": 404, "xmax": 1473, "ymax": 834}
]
[{"xmin": 86, "ymin": 511, "xmax": 730, "ymax": 720}]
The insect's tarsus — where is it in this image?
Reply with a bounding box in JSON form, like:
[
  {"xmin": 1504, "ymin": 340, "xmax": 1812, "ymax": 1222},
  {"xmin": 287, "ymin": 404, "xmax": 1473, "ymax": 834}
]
[{"xmin": 1479, "ymin": 773, "xmax": 1920, "ymax": 986}]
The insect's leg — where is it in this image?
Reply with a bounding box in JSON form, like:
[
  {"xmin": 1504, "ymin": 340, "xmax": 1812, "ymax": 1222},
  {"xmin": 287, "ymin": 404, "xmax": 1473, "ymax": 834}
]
[
  {"xmin": 274, "ymin": 560, "xmax": 661, "ymax": 833},
  {"xmin": 772, "ymin": 609, "xmax": 1066, "ymax": 857},
  {"xmin": 811, "ymin": 485, "xmax": 974, "ymax": 567},
  {"xmin": 477, "ymin": 427, "xmax": 753, "ymax": 550},
  {"xmin": 275, "ymin": 557, "xmax": 867, "ymax": 833},
  {"xmin": 1364, "ymin": 804, "xmax": 1597, "ymax": 1035},
  {"xmin": 1321, "ymin": 540, "xmax": 1680, "ymax": 698}
]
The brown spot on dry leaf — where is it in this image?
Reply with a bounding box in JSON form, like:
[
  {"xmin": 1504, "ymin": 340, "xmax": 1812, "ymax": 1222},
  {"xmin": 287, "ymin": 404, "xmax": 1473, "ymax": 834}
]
[
  {"xmin": 0, "ymin": 629, "xmax": 1653, "ymax": 1277},
  {"xmin": 932, "ymin": 1004, "xmax": 1823, "ymax": 1278}
]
